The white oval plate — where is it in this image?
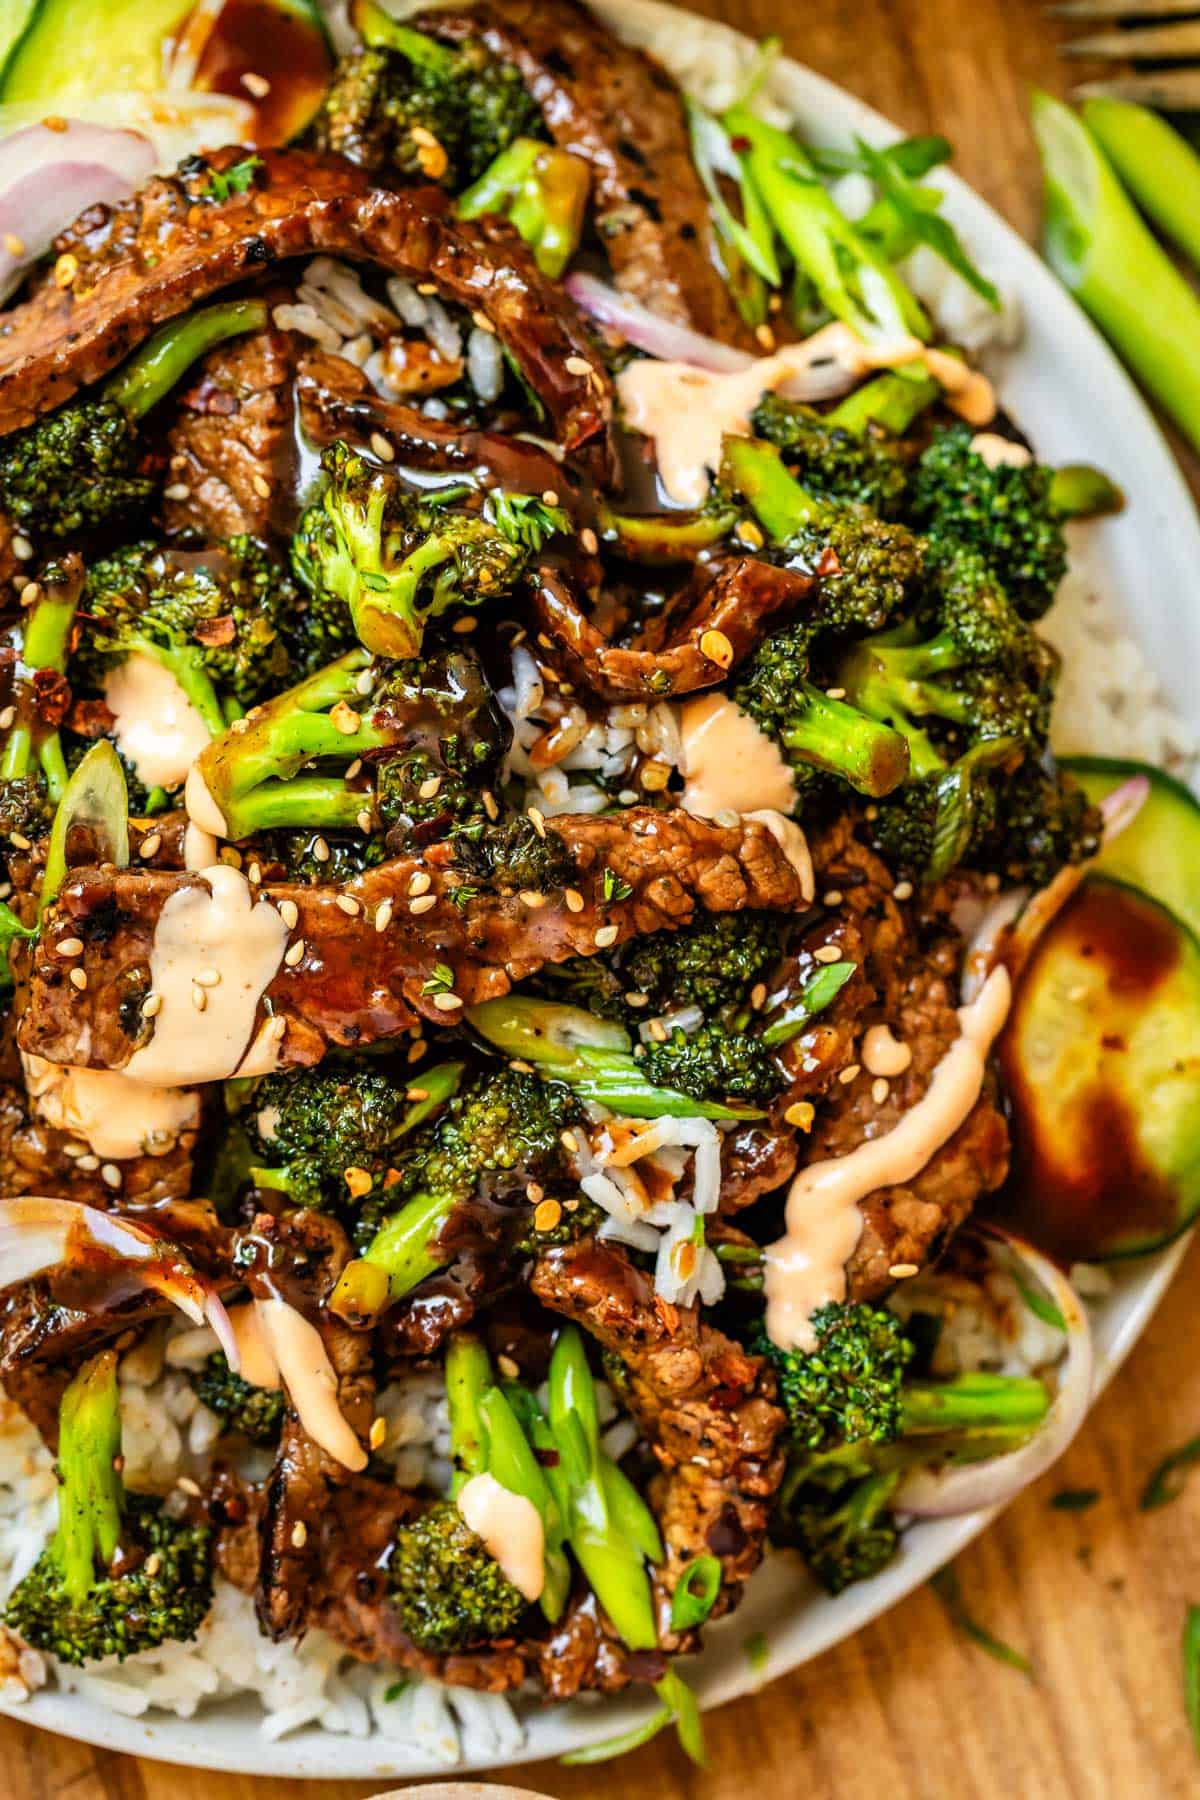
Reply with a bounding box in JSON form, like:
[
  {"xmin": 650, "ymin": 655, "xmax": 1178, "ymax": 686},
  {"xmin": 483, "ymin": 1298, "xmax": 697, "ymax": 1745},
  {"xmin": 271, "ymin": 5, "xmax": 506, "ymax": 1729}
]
[{"xmin": 5, "ymin": 0, "xmax": 1199, "ymax": 1777}]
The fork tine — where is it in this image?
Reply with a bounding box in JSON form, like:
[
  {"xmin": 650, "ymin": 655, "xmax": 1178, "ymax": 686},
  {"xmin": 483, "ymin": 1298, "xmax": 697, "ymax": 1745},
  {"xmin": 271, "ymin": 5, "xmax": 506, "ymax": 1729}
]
[
  {"xmin": 1071, "ymin": 68, "xmax": 1200, "ymax": 104},
  {"xmin": 1061, "ymin": 19, "xmax": 1200, "ymax": 55},
  {"xmin": 1048, "ymin": 0, "xmax": 1200, "ymax": 18}
]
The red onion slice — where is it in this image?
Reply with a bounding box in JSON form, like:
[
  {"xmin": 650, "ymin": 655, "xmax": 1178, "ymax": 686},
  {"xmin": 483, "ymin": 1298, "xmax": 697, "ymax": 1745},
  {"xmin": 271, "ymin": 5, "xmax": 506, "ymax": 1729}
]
[
  {"xmin": 896, "ymin": 1226, "xmax": 1093, "ymax": 1518},
  {"xmin": 0, "ymin": 1196, "xmax": 240, "ymax": 1372},
  {"xmin": 0, "ymin": 122, "xmax": 155, "ymax": 303},
  {"xmin": 564, "ymin": 270, "xmax": 755, "ymax": 372}
]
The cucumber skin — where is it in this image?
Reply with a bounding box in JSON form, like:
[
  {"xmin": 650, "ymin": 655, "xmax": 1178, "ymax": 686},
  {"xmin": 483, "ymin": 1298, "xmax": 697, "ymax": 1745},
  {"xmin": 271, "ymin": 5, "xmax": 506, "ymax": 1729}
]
[
  {"xmin": 1004, "ymin": 873, "xmax": 1200, "ymax": 1263},
  {"xmin": 1062, "ymin": 753, "xmax": 1200, "ymax": 946}
]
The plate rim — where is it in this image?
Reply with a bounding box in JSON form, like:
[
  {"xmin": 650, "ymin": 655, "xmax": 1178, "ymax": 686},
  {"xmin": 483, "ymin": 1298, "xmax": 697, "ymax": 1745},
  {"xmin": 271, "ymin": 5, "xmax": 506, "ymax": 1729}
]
[{"xmin": 4, "ymin": 0, "xmax": 1199, "ymax": 1776}]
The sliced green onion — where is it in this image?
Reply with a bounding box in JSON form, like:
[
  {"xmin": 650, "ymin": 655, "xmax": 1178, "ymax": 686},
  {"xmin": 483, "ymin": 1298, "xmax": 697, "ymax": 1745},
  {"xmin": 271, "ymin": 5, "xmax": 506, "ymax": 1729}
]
[
  {"xmin": 1050, "ymin": 1488, "xmax": 1100, "ymax": 1512},
  {"xmin": 1083, "ymin": 98, "xmax": 1200, "ymax": 274},
  {"xmin": 762, "ymin": 961, "xmax": 858, "ymax": 1047},
  {"xmin": 1185, "ymin": 1605, "xmax": 1200, "ymax": 1759},
  {"xmin": 654, "ymin": 1666, "xmax": 707, "ymax": 1767},
  {"xmin": 930, "ymin": 1565, "xmax": 1033, "ymax": 1675},
  {"xmin": 1141, "ymin": 1435, "xmax": 1200, "ymax": 1511},
  {"xmin": 744, "ymin": 1629, "xmax": 769, "ymax": 1675},
  {"xmin": 560, "ymin": 1702, "xmax": 673, "ymax": 1765},
  {"xmin": 670, "ymin": 1554, "xmax": 722, "ymax": 1630},
  {"xmin": 1010, "ymin": 1264, "xmax": 1067, "ymax": 1333}
]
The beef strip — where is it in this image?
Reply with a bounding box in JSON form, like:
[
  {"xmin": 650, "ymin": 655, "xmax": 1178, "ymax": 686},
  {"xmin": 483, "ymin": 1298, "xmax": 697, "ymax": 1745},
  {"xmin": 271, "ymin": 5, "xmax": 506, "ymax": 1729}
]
[
  {"xmin": 0, "ymin": 148, "xmax": 608, "ymax": 455},
  {"xmin": 415, "ymin": 0, "xmax": 756, "ymax": 346},
  {"xmin": 21, "ymin": 809, "xmax": 808, "ymax": 1072},
  {"xmin": 531, "ymin": 557, "xmax": 813, "ymax": 701},
  {"xmin": 162, "ymin": 316, "xmax": 300, "ymax": 539},
  {"xmin": 531, "ymin": 1240, "xmax": 786, "ymax": 1624}
]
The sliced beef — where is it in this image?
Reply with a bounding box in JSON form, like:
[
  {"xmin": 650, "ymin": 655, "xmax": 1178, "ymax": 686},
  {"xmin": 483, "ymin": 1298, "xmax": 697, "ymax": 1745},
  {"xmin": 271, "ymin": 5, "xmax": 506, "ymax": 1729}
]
[
  {"xmin": 531, "ymin": 1240, "xmax": 786, "ymax": 1622},
  {"xmin": 0, "ymin": 148, "xmax": 608, "ymax": 455},
  {"xmin": 21, "ymin": 809, "xmax": 808, "ymax": 1072},
  {"xmin": 162, "ymin": 318, "xmax": 299, "ymax": 539},
  {"xmin": 416, "ymin": 0, "xmax": 756, "ymax": 346},
  {"xmin": 531, "ymin": 557, "xmax": 814, "ymax": 700}
]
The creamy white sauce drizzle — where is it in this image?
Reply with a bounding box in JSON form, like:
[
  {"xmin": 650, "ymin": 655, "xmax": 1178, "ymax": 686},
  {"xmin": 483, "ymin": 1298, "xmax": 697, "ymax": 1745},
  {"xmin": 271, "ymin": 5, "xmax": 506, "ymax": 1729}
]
[
  {"xmin": 679, "ymin": 692, "xmax": 797, "ymax": 821},
  {"xmin": 746, "ymin": 809, "xmax": 815, "ymax": 901},
  {"xmin": 860, "ymin": 1024, "xmax": 912, "ymax": 1079},
  {"xmin": 764, "ymin": 966, "xmax": 1012, "ymax": 1351},
  {"xmin": 227, "ymin": 1301, "xmax": 281, "ymax": 1391},
  {"xmin": 183, "ymin": 822, "xmax": 219, "ymax": 871},
  {"xmin": 103, "ymin": 655, "xmax": 212, "ymax": 792},
  {"xmin": 254, "ymin": 1294, "xmax": 366, "ymax": 1471},
  {"xmin": 123, "ymin": 866, "xmax": 288, "ymax": 1086},
  {"xmin": 456, "ymin": 1472, "xmax": 545, "ymax": 1602},
  {"xmin": 184, "ymin": 763, "xmax": 228, "ymax": 838},
  {"xmin": 20, "ymin": 1051, "xmax": 199, "ymax": 1160},
  {"xmin": 618, "ymin": 323, "xmax": 998, "ymax": 506},
  {"xmin": 969, "ymin": 430, "xmax": 1033, "ymax": 470}
]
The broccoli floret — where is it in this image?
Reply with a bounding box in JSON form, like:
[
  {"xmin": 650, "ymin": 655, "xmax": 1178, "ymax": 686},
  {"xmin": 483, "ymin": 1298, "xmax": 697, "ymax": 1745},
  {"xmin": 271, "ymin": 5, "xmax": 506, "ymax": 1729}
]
[
  {"xmin": 750, "ymin": 367, "xmax": 938, "ymax": 516},
  {"xmin": 964, "ymin": 757, "xmax": 1102, "ymax": 888},
  {"xmin": 754, "ymin": 1302, "xmax": 914, "ymax": 1453},
  {"xmin": 360, "ymin": 1065, "xmax": 580, "ymax": 1289},
  {"xmin": 248, "ymin": 1062, "xmax": 463, "ymax": 1212},
  {"xmin": 0, "ymin": 558, "xmax": 81, "ymax": 838},
  {"xmin": 784, "ymin": 1466, "xmax": 902, "ymax": 1594},
  {"xmin": 293, "ymin": 443, "xmax": 564, "ymax": 660},
  {"xmin": 621, "ymin": 911, "xmax": 785, "ymax": 1020},
  {"xmin": 311, "ymin": 2, "xmax": 541, "ymax": 189},
  {"xmin": 640, "ymin": 1021, "xmax": 785, "ymax": 1105},
  {"xmin": 3, "ymin": 1351, "xmax": 213, "ymax": 1665},
  {"xmin": 907, "ymin": 423, "xmax": 1067, "ymax": 620},
  {"xmin": 187, "ymin": 645, "xmax": 508, "ymax": 843},
  {"xmin": 193, "ymin": 1352, "xmax": 286, "ymax": 1446},
  {"xmin": 389, "ymin": 1500, "xmax": 529, "ymax": 1651},
  {"xmin": 73, "ymin": 537, "xmax": 296, "ymax": 733},
  {"xmin": 0, "ymin": 301, "xmax": 267, "ymax": 545}
]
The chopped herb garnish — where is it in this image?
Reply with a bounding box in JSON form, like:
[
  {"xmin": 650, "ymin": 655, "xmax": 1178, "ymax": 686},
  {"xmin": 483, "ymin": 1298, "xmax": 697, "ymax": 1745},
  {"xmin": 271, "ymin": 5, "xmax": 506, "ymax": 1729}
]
[
  {"xmin": 561, "ymin": 1703, "xmax": 672, "ymax": 1765},
  {"xmin": 449, "ymin": 884, "xmax": 479, "ymax": 912},
  {"xmin": 1050, "ymin": 1488, "xmax": 1100, "ymax": 1512},
  {"xmin": 602, "ymin": 865, "xmax": 633, "ymax": 903},
  {"xmin": 383, "ymin": 1678, "xmax": 410, "ymax": 1702},
  {"xmin": 203, "ymin": 155, "xmax": 264, "ymax": 203},
  {"xmin": 744, "ymin": 1629, "xmax": 769, "ymax": 1674},
  {"xmin": 1010, "ymin": 1264, "xmax": 1067, "ymax": 1333},
  {"xmin": 1141, "ymin": 1436, "xmax": 1200, "ymax": 1510},
  {"xmin": 670, "ymin": 1554, "xmax": 722, "ymax": 1630},
  {"xmin": 422, "ymin": 962, "xmax": 455, "ymax": 996},
  {"xmin": 931, "ymin": 1565, "xmax": 1033, "ymax": 1676},
  {"xmin": 1185, "ymin": 1605, "xmax": 1200, "ymax": 1758}
]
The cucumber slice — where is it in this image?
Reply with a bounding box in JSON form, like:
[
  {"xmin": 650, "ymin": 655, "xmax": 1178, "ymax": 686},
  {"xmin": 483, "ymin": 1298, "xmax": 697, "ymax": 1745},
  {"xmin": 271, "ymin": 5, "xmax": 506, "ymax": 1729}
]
[
  {"xmin": 1000, "ymin": 875, "xmax": 1200, "ymax": 1262},
  {"xmin": 1062, "ymin": 754, "xmax": 1200, "ymax": 943},
  {"xmin": 0, "ymin": 0, "xmax": 195, "ymax": 103},
  {"xmin": 0, "ymin": 2, "xmax": 37, "ymax": 85}
]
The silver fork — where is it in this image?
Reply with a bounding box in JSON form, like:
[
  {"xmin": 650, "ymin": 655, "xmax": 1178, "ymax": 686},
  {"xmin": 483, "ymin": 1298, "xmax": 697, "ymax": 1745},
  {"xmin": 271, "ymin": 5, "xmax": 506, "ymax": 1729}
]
[{"xmin": 1051, "ymin": 0, "xmax": 1200, "ymax": 106}]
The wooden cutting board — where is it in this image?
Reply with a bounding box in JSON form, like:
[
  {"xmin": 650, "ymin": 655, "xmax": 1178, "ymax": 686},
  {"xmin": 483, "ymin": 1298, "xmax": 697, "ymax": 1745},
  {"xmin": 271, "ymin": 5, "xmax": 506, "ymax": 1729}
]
[{"xmin": 3, "ymin": 2, "xmax": 1198, "ymax": 1794}]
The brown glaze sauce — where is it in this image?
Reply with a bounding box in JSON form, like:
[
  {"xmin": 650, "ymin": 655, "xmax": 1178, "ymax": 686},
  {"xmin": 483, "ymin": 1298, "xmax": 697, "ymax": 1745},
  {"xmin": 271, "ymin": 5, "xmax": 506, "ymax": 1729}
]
[
  {"xmin": 191, "ymin": 0, "xmax": 333, "ymax": 148},
  {"xmin": 997, "ymin": 880, "xmax": 1184, "ymax": 1263}
]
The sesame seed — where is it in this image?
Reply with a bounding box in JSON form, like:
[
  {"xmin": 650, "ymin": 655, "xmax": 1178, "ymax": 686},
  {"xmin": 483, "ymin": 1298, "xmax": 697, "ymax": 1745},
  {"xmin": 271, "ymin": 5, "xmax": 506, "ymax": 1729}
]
[
  {"xmin": 330, "ymin": 700, "xmax": 361, "ymax": 735},
  {"xmin": 526, "ymin": 1181, "xmax": 545, "ymax": 1204},
  {"xmin": 375, "ymin": 898, "xmax": 394, "ymax": 932},
  {"xmin": 432, "ymin": 991, "xmax": 462, "ymax": 1012},
  {"xmin": 408, "ymin": 870, "xmax": 432, "ymax": 897},
  {"xmin": 699, "ymin": 628, "xmax": 734, "ymax": 669},
  {"xmin": 472, "ymin": 310, "xmax": 496, "ymax": 333},
  {"xmin": 825, "ymin": 686, "xmax": 846, "ymax": 700},
  {"xmin": 76, "ymin": 1153, "xmax": 100, "ymax": 1171},
  {"xmin": 356, "ymin": 810, "xmax": 373, "ymax": 833},
  {"xmin": 193, "ymin": 967, "xmax": 221, "ymax": 988},
  {"xmin": 542, "ymin": 489, "xmax": 559, "ymax": 506},
  {"xmin": 533, "ymin": 1197, "xmax": 562, "ymax": 1234},
  {"xmin": 640, "ymin": 759, "xmax": 671, "ymax": 792},
  {"xmin": 417, "ymin": 282, "xmax": 437, "ymax": 295},
  {"xmin": 407, "ymin": 1038, "xmax": 427, "ymax": 1062},
  {"xmin": 369, "ymin": 1416, "xmax": 387, "ymax": 1451},
  {"xmin": 565, "ymin": 355, "xmax": 593, "ymax": 377},
  {"xmin": 54, "ymin": 252, "xmax": 78, "ymax": 288},
  {"xmin": 648, "ymin": 1017, "xmax": 669, "ymax": 1042},
  {"xmin": 191, "ymin": 984, "xmax": 207, "ymax": 1011},
  {"xmin": 355, "ymin": 668, "xmax": 375, "ymax": 696},
  {"xmin": 409, "ymin": 894, "xmax": 437, "ymax": 915},
  {"xmin": 625, "ymin": 992, "xmax": 649, "ymax": 1009},
  {"xmin": 889, "ymin": 1262, "xmax": 920, "ymax": 1280},
  {"xmin": 814, "ymin": 944, "xmax": 843, "ymax": 964},
  {"xmin": 176, "ymin": 1476, "xmax": 202, "ymax": 1499},
  {"xmin": 755, "ymin": 321, "xmax": 776, "ymax": 350},
  {"xmin": 247, "ymin": 862, "xmax": 262, "ymax": 885},
  {"xmin": 519, "ymin": 889, "xmax": 546, "ymax": 909},
  {"xmin": 55, "ymin": 937, "xmax": 83, "ymax": 958},
  {"xmin": 70, "ymin": 968, "xmax": 88, "ymax": 991},
  {"xmin": 564, "ymin": 888, "xmax": 585, "ymax": 913},
  {"xmin": 839, "ymin": 1063, "xmax": 861, "ymax": 1085},
  {"xmin": 417, "ymin": 774, "xmax": 441, "ymax": 800},
  {"xmin": 163, "ymin": 482, "xmax": 191, "ymax": 501},
  {"xmin": 291, "ymin": 1520, "xmax": 308, "ymax": 1549},
  {"xmin": 11, "ymin": 536, "xmax": 32, "ymax": 561},
  {"xmin": 735, "ymin": 520, "xmax": 765, "ymax": 550},
  {"xmin": 100, "ymin": 1163, "xmax": 122, "ymax": 1189},
  {"xmin": 242, "ymin": 69, "xmax": 271, "ymax": 97},
  {"xmin": 823, "ymin": 890, "xmax": 843, "ymax": 907},
  {"xmin": 62, "ymin": 1141, "xmax": 85, "ymax": 1159},
  {"xmin": 252, "ymin": 473, "xmax": 272, "ymax": 499},
  {"xmin": 278, "ymin": 899, "xmax": 299, "ymax": 929},
  {"xmin": 18, "ymin": 581, "xmax": 40, "ymax": 607},
  {"xmin": 336, "ymin": 894, "xmax": 360, "ymax": 915},
  {"xmin": 482, "ymin": 789, "xmax": 499, "ymax": 821},
  {"xmin": 0, "ymin": 706, "xmax": 13, "ymax": 730},
  {"xmin": 142, "ymin": 992, "xmax": 163, "ymax": 1018},
  {"xmin": 140, "ymin": 832, "xmax": 162, "ymax": 860},
  {"xmin": 893, "ymin": 880, "xmax": 914, "ymax": 901},
  {"xmin": 313, "ymin": 837, "xmax": 330, "ymax": 863},
  {"xmin": 580, "ymin": 527, "xmax": 599, "ymax": 555},
  {"xmin": 618, "ymin": 788, "xmax": 638, "ymax": 806},
  {"xmin": 345, "ymin": 759, "xmax": 363, "ymax": 780},
  {"xmin": 872, "ymin": 1077, "xmax": 890, "ymax": 1105},
  {"xmin": 9, "ymin": 832, "xmax": 30, "ymax": 851},
  {"xmin": 713, "ymin": 807, "xmax": 739, "ymax": 828},
  {"xmin": 284, "ymin": 938, "xmax": 306, "ymax": 967},
  {"xmin": 560, "ymin": 1129, "xmax": 579, "ymax": 1153},
  {"xmin": 451, "ymin": 615, "xmax": 477, "ymax": 634},
  {"xmin": 594, "ymin": 923, "xmax": 619, "ymax": 948},
  {"xmin": 750, "ymin": 982, "xmax": 767, "ymax": 1011},
  {"xmin": 143, "ymin": 1552, "xmax": 163, "ymax": 1577},
  {"xmin": 527, "ymin": 805, "xmax": 546, "ymax": 838},
  {"xmin": 369, "ymin": 431, "xmax": 395, "ymax": 462},
  {"xmin": 344, "ymin": 1166, "xmax": 373, "ymax": 1198},
  {"xmin": 785, "ymin": 1100, "xmax": 815, "ymax": 1130}
]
